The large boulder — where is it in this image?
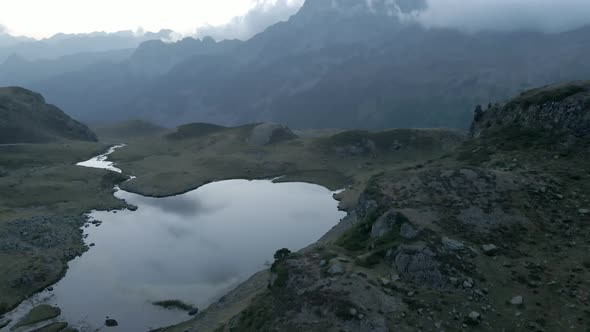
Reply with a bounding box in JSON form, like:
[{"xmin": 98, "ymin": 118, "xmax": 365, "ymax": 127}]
[{"xmin": 392, "ymin": 244, "xmax": 446, "ymax": 289}]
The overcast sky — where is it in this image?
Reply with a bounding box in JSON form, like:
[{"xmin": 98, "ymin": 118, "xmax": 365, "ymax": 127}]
[
  {"xmin": 0, "ymin": 0, "xmax": 303, "ymax": 39},
  {"xmin": 417, "ymin": 0, "xmax": 590, "ymax": 33},
  {"xmin": 1, "ymin": 0, "xmax": 590, "ymax": 40}
]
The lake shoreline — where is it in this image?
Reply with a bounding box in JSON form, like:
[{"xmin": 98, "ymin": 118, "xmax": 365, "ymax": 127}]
[{"xmin": 3, "ymin": 145, "xmax": 350, "ymax": 331}]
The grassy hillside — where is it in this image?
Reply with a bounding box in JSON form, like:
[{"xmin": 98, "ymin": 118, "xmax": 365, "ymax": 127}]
[
  {"xmin": 108, "ymin": 123, "xmax": 464, "ymax": 200},
  {"xmin": 93, "ymin": 120, "xmax": 167, "ymax": 141},
  {"xmin": 0, "ymin": 87, "xmax": 97, "ymax": 144},
  {"xmin": 0, "ymin": 142, "xmax": 128, "ymax": 314}
]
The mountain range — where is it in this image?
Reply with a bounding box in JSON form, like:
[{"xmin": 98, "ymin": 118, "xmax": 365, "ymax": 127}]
[
  {"xmin": 0, "ymin": 29, "xmax": 175, "ymax": 62},
  {"xmin": 2, "ymin": 0, "xmax": 590, "ymax": 129}
]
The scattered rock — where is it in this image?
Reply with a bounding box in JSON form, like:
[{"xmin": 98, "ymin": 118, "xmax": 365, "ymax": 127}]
[
  {"xmin": 399, "ymin": 223, "xmax": 419, "ymax": 239},
  {"xmin": 188, "ymin": 308, "xmax": 199, "ymax": 316},
  {"xmin": 510, "ymin": 296, "xmax": 524, "ymax": 306},
  {"xmin": 127, "ymin": 204, "xmax": 138, "ymax": 211},
  {"xmin": 370, "ymin": 210, "xmax": 401, "ymax": 238},
  {"xmin": 467, "ymin": 311, "xmax": 481, "ymax": 324},
  {"xmin": 105, "ymin": 319, "xmax": 118, "ymax": 327},
  {"xmin": 319, "ymin": 260, "xmax": 327, "ymax": 267},
  {"xmin": 482, "ymin": 244, "xmax": 498, "ymax": 256},
  {"xmin": 463, "ymin": 280, "xmax": 473, "ymax": 289},
  {"xmin": 349, "ymin": 308, "xmax": 358, "ymax": 316},
  {"xmin": 442, "ymin": 237, "xmax": 465, "ymax": 251},
  {"xmin": 579, "ymin": 209, "xmax": 589, "ymax": 214},
  {"xmin": 327, "ymin": 260, "xmax": 345, "ymax": 275}
]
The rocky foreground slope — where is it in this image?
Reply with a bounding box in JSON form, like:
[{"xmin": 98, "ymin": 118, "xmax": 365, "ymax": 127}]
[
  {"xmin": 0, "ymin": 87, "xmax": 97, "ymax": 144},
  {"xmin": 162, "ymin": 82, "xmax": 590, "ymax": 332}
]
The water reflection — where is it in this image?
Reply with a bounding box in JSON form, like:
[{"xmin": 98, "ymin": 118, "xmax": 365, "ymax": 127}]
[{"xmin": 22, "ymin": 179, "xmax": 344, "ymax": 332}]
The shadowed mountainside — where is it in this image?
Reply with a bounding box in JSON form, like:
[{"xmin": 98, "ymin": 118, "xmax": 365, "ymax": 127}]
[
  {"xmin": 16, "ymin": 0, "xmax": 590, "ymax": 130},
  {"xmin": 0, "ymin": 87, "xmax": 97, "ymax": 144}
]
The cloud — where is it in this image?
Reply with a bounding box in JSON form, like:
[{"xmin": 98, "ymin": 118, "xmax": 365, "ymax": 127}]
[
  {"xmin": 414, "ymin": 0, "xmax": 590, "ymax": 33},
  {"xmin": 196, "ymin": 0, "xmax": 304, "ymax": 41}
]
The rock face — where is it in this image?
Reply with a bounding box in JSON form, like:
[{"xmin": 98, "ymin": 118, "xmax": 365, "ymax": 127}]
[
  {"xmin": 471, "ymin": 81, "xmax": 590, "ymax": 139},
  {"xmin": 399, "ymin": 223, "xmax": 419, "ymax": 239},
  {"xmin": 442, "ymin": 237, "xmax": 465, "ymax": 251},
  {"xmin": 482, "ymin": 244, "xmax": 498, "ymax": 256},
  {"xmin": 510, "ymin": 296, "xmax": 524, "ymax": 306},
  {"xmin": 393, "ymin": 244, "xmax": 446, "ymax": 289},
  {"xmin": 0, "ymin": 87, "xmax": 97, "ymax": 143}
]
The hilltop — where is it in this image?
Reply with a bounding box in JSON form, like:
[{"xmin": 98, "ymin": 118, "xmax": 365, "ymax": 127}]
[{"xmin": 0, "ymin": 87, "xmax": 97, "ymax": 144}]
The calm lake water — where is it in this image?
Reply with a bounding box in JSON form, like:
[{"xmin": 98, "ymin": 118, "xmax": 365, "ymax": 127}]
[{"xmin": 3, "ymin": 147, "xmax": 345, "ymax": 332}]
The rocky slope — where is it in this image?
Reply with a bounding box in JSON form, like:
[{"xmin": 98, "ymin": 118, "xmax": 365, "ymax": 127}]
[
  {"xmin": 0, "ymin": 87, "xmax": 97, "ymax": 144},
  {"xmin": 472, "ymin": 81, "xmax": 590, "ymax": 139},
  {"xmin": 162, "ymin": 83, "xmax": 590, "ymax": 331}
]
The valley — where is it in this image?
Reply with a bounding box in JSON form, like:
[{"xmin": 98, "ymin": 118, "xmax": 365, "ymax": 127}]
[
  {"xmin": 0, "ymin": 108, "xmax": 463, "ymax": 331},
  {"xmin": 1, "ymin": 82, "xmax": 589, "ymax": 331},
  {"xmin": 1, "ymin": 1, "xmax": 590, "ymax": 330}
]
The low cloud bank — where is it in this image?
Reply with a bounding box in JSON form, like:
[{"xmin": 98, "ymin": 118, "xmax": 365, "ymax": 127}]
[
  {"xmin": 196, "ymin": 0, "xmax": 304, "ymax": 41},
  {"xmin": 415, "ymin": 0, "xmax": 590, "ymax": 33}
]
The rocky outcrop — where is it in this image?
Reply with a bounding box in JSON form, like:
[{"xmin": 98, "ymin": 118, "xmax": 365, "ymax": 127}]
[
  {"xmin": 391, "ymin": 244, "xmax": 446, "ymax": 289},
  {"xmin": 471, "ymin": 81, "xmax": 590, "ymax": 139}
]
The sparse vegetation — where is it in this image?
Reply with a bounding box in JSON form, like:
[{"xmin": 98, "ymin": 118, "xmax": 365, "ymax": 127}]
[
  {"xmin": 0, "ymin": 87, "xmax": 97, "ymax": 144},
  {"xmin": 270, "ymin": 248, "xmax": 292, "ymax": 289},
  {"xmin": 11, "ymin": 305, "xmax": 61, "ymax": 330},
  {"xmin": 231, "ymin": 292, "xmax": 274, "ymax": 332},
  {"xmin": 509, "ymin": 82, "xmax": 589, "ymax": 109},
  {"xmin": 0, "ymin": 142, "xmax": 127, "ymax": 314},
  {"xmin": 165, "ymin": 123, "xmax": 227, "ymax": 140},
  {"xmin": 153, "ymin": 300, "xmax": 195, "ymax": 311}
]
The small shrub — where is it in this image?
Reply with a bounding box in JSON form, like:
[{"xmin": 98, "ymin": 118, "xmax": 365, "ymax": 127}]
[
  {"xmin": 273, "ymin": 248, "xmax": 291, "ymax": 262},
  {"xmin": 233, "ymin": 293, "xmax": 274, "ymax": 331},
  {"xmin": 355, "ymin": 250, "xmax": 385, "ymax": 268},
  {"xmin": 152, "ymin": 300, "xmax": 194, "ymax": 311},
  {"xmin": 270, "ymin": 248, "xmax": 292, "ymax": 289}
]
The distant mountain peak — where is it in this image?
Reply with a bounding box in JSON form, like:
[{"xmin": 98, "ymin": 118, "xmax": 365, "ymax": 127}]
[{"xmin": 297, "ymin": 0, "xmax": 427, "ymax": 18}]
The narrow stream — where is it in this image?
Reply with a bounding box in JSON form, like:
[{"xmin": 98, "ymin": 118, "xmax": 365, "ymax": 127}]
[{"xmin": 3, "ymin": 145, "xmax": 345, "ymax": 332}]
